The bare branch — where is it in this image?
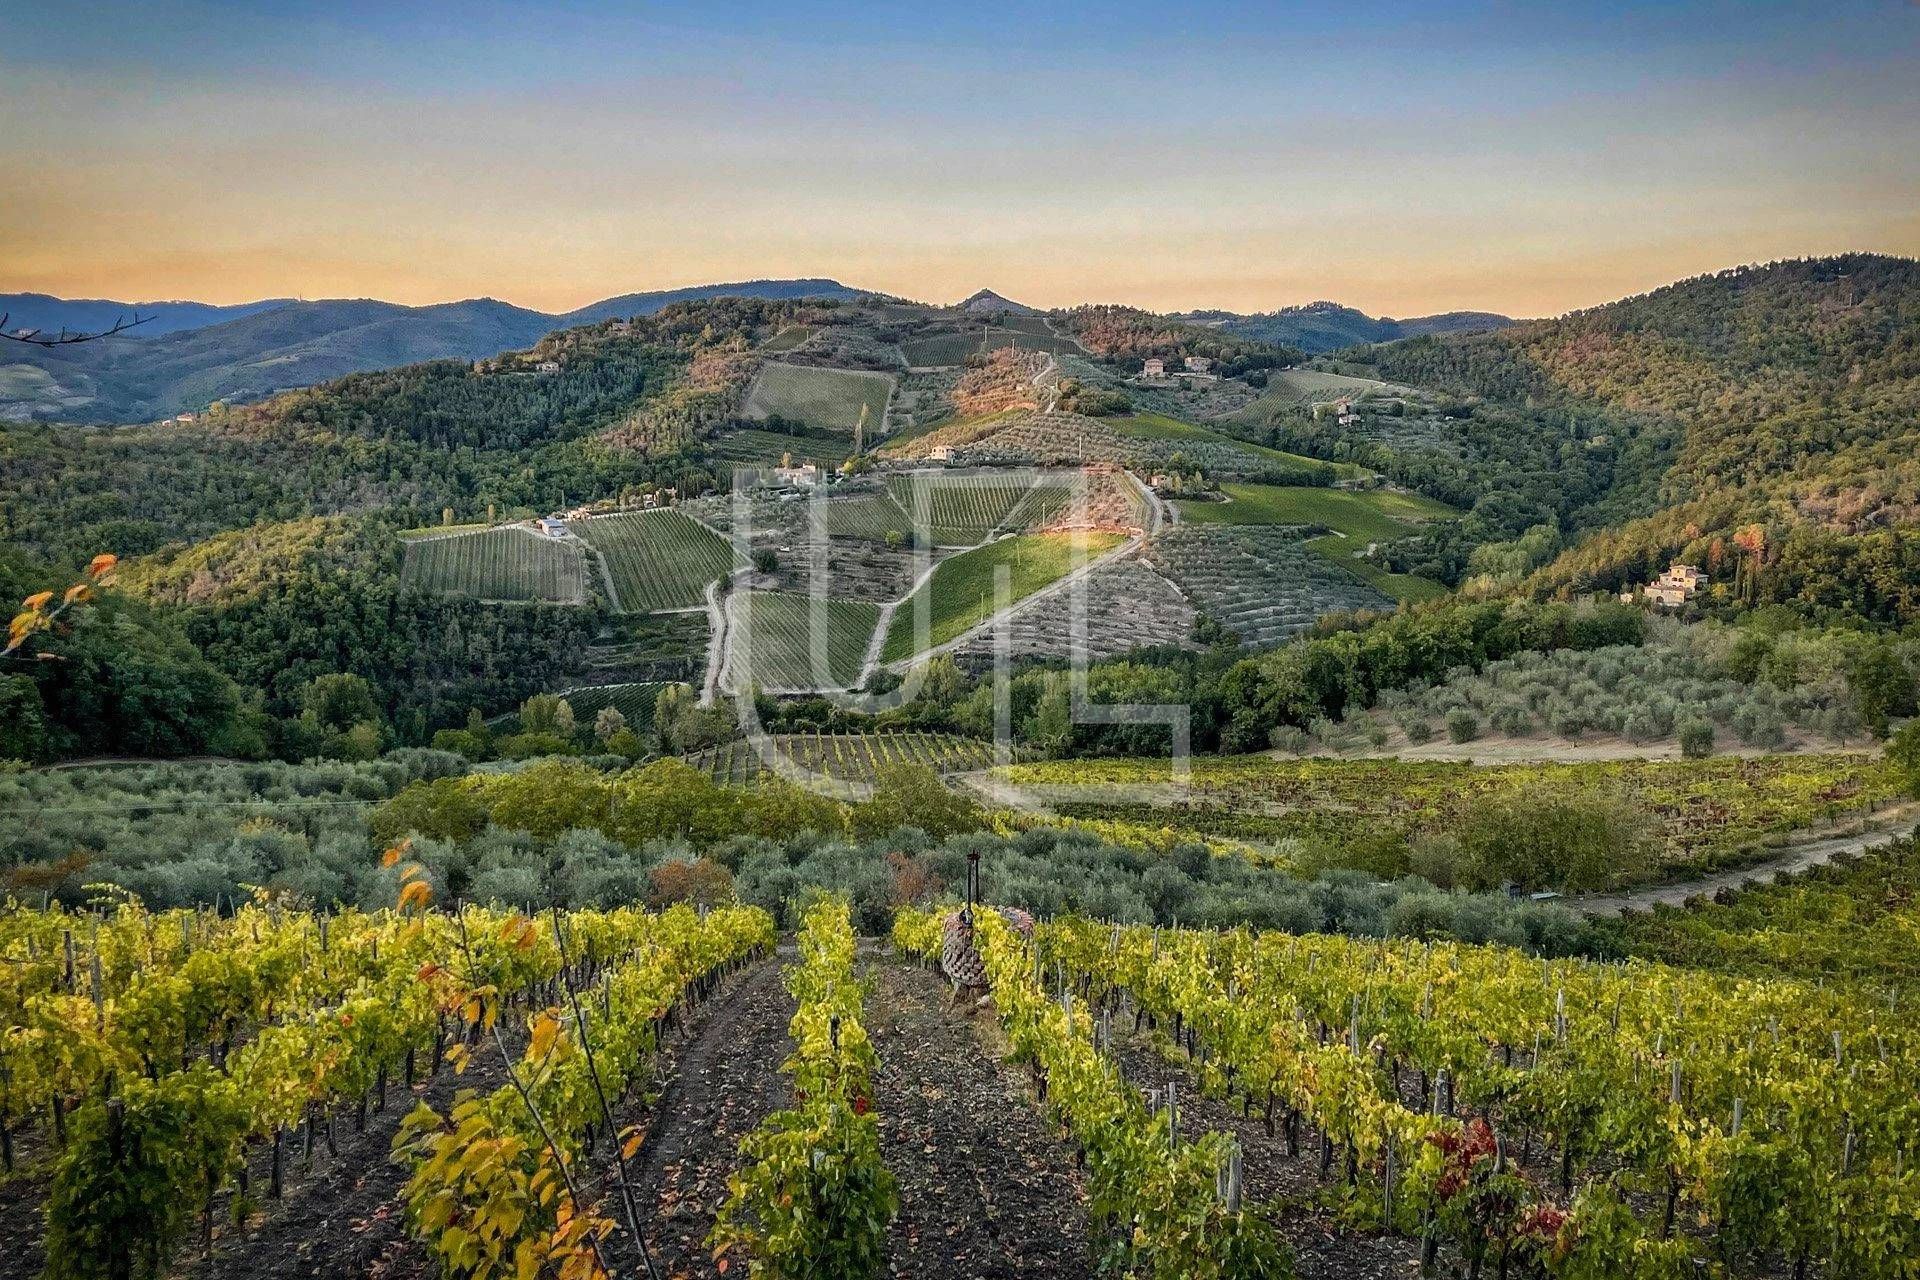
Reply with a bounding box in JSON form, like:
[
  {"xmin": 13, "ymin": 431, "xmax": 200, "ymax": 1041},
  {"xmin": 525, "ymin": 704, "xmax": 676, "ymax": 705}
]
[{"xmin": 0, "ymin": 311, "xmax": 154, "ymax": 346}]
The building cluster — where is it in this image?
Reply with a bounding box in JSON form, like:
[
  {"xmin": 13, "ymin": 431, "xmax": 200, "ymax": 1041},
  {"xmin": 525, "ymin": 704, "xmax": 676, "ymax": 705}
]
[
  {"xmin": 1334, "ymin": 398, "xmax": 1360, "ymax": 427},
  {"xmin": 1138, "ymin": 356, "xmax": 1215, "ymax": 380},
  {"xmin": 1621, "ymin": 563, "xmax": 1708, "ymax": 608}
]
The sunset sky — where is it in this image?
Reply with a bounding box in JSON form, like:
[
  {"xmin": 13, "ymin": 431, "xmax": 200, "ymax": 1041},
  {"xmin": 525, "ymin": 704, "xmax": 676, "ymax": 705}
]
[{"xmin": 5, "ymin": 1, "xmax": 1917, "ymax": 319}]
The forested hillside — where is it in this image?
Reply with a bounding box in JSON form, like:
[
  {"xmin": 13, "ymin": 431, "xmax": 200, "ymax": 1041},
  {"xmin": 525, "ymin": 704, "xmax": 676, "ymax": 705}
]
[
  {"xmin": 1329, "ymin": 254, "xmax": 1920, "ymax": 621},
  {"xmin": 0, "ymin": 297, "xmax": 831, "ymax": 760},
  {"xmin": 1179, "ymin": 301, "xmax": 1513, "ymax": 353}
]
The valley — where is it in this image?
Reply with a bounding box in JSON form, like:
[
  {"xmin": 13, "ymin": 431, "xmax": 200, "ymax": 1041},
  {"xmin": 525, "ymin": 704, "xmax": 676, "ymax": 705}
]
[{"xmin": 5, "ymin": 256, "xmax": 1920, "ymax": 1280}]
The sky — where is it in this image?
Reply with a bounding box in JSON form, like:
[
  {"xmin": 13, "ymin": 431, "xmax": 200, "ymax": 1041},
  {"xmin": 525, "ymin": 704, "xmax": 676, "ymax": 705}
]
[{"xmin": 4, "ymin": 1, "xmax": 1917, "ymax": 319}]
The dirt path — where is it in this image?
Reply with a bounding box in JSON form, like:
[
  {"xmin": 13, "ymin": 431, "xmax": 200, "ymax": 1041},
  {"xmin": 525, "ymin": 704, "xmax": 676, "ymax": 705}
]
[
  {"xmin": 1575, "ymin": 805, "xmax": 1920, "ymax": 916},
  {"xmin": 1103, "ymin": 1028, "xmax": 1419, "ymax": 1280},
  {"xmin": 699, "ymin": 578, "xmax": 728, "ymax": 706},
  {"xmin": 865, "ymin": 960, "xmax": 1094, "ymax": 1279},
  {"xmin": 611, "ymin": 955, "xmax": 796, "ymax": 1278}
]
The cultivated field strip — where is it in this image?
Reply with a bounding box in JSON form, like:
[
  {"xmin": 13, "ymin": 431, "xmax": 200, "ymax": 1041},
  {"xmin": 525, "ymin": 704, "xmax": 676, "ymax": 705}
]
[
  {"xmin": 743, "ymin": 361, "xmax": 894, "ymax": 433},
  {"xmin": 686, "ymin": 731, "xmax": 1002, "ymax": 789},
  {"xmin": 398, "ymin": 526, "xmax": 586, "ymax": 602},
  {"xmin": 1147, "ymin": 524, "xmax": 1391, "ymax": 645},
  {"xmin": 729, "ymin": 590, "xmax": 880, "ymax": 690},
  {"xmin": 569, "ymin": 509, "xmax": 743, "ymax": 612}
]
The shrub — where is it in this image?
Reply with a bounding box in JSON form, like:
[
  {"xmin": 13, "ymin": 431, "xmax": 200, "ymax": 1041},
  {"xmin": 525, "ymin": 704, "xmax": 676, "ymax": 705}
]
[
  {"xmin": 1678, "ymin": 717, "xmax": 1715, "ymax": 758},
  {"xmin": 1402, "ymin": 718, "xmax": 1434, "ymax": 745},
  {"xmin": 1447, "ymin": 785, "xmax": 1652, "ymax": 892},
  {"xmin": 1445, "ymin": 709, "xmax": 1480, "ymax": 744}
]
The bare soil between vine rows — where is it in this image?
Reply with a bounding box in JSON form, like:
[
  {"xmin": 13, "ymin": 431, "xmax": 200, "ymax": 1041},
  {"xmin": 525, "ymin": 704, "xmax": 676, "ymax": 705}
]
[{"xmin": 865, "ymin": 959, "xmax": 1095, "ymax": 1279}]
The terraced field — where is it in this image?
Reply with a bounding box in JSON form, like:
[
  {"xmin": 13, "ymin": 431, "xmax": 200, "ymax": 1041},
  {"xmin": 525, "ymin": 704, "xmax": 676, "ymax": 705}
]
[
  {"xmin": 729, "ymin": 590, "xmax": 880, "ymax": 690},
  {"xmin": 688, "ymin": 730, "xmax": 1004, "ymax": 790},
  {"xmin": 742, "ymin": 362, "xmax": 893, "ymax": 433},
  {"xmin": 399, "ymin": 526, "xmax": 587, "ymax": 602},
  {"xmin": 881, "ymin": 530, "xmax": 1125, "ymax": 662},
  {"xmin": 1146, "ymin": 524, "xmax": 1392, "ymax": 646},
  {"xmin": 883, "ymin": 409, "xmax": 1342, "ymax": 477},
  {"xmin": 569, "ymin": 510, "xmax": 743, "ymax": 612},
  {"xmin": 949, "ymin": 558, "xmax": 1196, "ymax": 666}
]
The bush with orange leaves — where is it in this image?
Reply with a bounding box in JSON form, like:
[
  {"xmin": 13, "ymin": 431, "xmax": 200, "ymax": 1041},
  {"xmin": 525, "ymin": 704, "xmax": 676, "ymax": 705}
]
[{"xmin": 5, "ymin": 554, "xmax": 116, "ymax": 661}]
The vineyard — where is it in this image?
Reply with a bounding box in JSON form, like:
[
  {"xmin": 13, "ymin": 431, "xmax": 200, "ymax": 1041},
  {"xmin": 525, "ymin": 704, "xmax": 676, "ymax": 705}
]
[
  {"xmin": 1609, "ymin": 834, "xmax": 1920, "ymax": 984},
  {"xmin": 881, "ymin": 531, "xmax": 1126, "ymax": 662},
  {"xmin": 0, "ymin": 896, "xmax": 774, "ymax": 1280},
  {"xmin": 568, "ymin": 509, "xmax": 742, "ymax": 612},
  {"xmin": 883, "ymin": 409, "xmax": 1319, "ymax": 476},
  {"xmin": 892, "ymin": 907, "xmax": 1920, "ymax": 1280},
  {"xmin": 685, "ymin": 731, "xmax": 1003, "ymax": 790},
  {"xmin": 822, "ymin": 471, "xmax": 1091, "ymax": 547},
  {"xmin": 742, "ymin": 362, "xmax": 894, "ymax": 434},
  {"xmin": 728, "ymin": 590, "xmax": 880, "ymax": 690},
  {"xmin": 1147, "ymin": 524, "xmax": 1393, "ymax": 646},
  {"xmin": 398, "ymin": 527, "xmax": 587, "ymax": 603},
  {"xmin": 993, "ymin": 752, "xmax": 1906, "ymax": 884}
]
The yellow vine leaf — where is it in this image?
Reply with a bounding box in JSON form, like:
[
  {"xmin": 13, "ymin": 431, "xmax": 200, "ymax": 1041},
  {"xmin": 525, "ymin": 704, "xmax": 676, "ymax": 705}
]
[{"xmin": 21, "ymin": 591, "xmax": 53, "ymax": 610}]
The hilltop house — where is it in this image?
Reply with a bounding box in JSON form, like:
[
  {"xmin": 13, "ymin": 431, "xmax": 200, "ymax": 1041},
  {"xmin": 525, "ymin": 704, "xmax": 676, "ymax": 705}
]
[
  {"xmin": 1625, "ymin": 563, "xmax": 1708, "ymax": 608},
  {"xmin": 536, "ymin": 360, "xmax": 562, "ymax": 375},
  {"xmin": 1183, "ymin": 356, "xmax": 1213, "ymax": 373},
  {"xmin": 1141, "ymin": 358, "xmax": 1165, "ymax": 378},
  {"xmin": 1335, "ymin": 398, "xmax": 1360, "ymax": 427},
  {"xmin": 610, "ymin": 319, "xmax": 633, "ymax": 335},
  {"xmin": 535, "ymin": 517, "xmax": 569, "ymax": 539}
]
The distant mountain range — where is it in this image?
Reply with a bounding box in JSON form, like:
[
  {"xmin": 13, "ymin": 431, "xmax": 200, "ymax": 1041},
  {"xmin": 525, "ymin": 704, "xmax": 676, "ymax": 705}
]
[
  {"xmin": 0, "ymin": 293, "xmax": 295, "ymax": 339},
  {"xmin": 1176, "ymin": 301, "xmax": 1514, "ymax": 354},
  {"xmin": 0, "ymin": 278, "xmax": 1510, "ymax": 423},
  {"xmin": 0, "ymin": 279, "xmax": 869, "ymax": 423}
]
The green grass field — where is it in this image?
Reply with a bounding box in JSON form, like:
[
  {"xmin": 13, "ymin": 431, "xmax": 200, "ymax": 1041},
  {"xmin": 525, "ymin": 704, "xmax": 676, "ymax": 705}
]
[
  {"xmin": 743, "ymin": 362, "xmax": 893, "ymax": 433},
  {"xmin": 732, "ymin": 590, "xmax": 881, "ymax": 689},
  {"xmin": 881, "ymin": 531, "xmax": 1125, "ymax": 661},
  {"xmin": 569, "ymin": 510, "xmax": 742, "ymax": 612},
  {"xmin": 1174, "ymin": 483, "xmax": 1454, "ymax": 601},
  {"xmin": 399, "ymin": 527, "xmax": 586, "ymax": 602}
]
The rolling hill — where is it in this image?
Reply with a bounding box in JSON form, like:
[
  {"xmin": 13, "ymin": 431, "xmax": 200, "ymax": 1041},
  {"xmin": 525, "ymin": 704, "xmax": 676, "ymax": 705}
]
[
  {"xmin": 0, "ymin": 292, "xmax": 292, "ymax": 338},
  {"xmin": 0, "ymin": 279, "xmax": 869, "ymax": 423},
  {"xmin": 1342, "ymin": 254, "xmax": 1920, "ymax": 621},
  {"xmin": 1178, "ymin": 300, "xmax": 1514, "ymax": 353}
]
